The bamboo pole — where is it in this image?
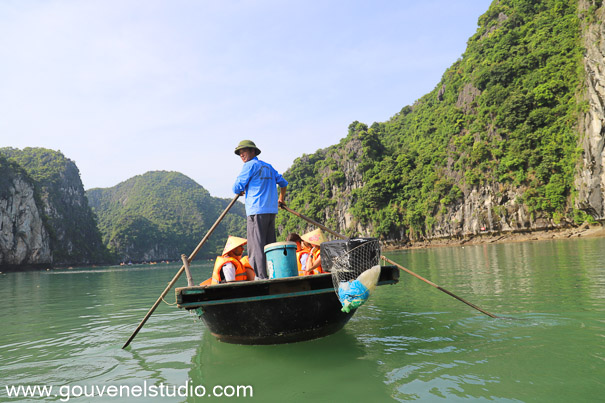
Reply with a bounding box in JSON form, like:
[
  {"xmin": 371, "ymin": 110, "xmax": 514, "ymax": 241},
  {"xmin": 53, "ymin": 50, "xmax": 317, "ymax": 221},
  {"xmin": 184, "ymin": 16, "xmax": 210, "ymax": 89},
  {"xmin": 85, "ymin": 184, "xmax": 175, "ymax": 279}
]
[
  {"xmin": 181, "ymin": 254, "xmax": 194, "ymax": 287},
  {"xmin": 122, "ymin": 194, "xmax": 240, "ymax": 349}
]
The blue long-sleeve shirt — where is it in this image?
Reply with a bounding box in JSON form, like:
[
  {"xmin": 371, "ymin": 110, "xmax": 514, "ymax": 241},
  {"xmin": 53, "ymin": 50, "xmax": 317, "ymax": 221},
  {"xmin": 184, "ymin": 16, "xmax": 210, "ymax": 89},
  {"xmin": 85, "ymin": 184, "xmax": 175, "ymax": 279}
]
[{"xmin": 232, "ymin": 157, "xmax": 288, "ymax": 216}]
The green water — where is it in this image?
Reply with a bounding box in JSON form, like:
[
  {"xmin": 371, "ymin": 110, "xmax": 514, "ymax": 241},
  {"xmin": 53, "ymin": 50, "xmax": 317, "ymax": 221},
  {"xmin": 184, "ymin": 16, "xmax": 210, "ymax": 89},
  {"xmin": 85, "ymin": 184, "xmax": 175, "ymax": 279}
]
[{"xmin": 1, "ymin": 237, "xmax": 604, "ymax": 402}]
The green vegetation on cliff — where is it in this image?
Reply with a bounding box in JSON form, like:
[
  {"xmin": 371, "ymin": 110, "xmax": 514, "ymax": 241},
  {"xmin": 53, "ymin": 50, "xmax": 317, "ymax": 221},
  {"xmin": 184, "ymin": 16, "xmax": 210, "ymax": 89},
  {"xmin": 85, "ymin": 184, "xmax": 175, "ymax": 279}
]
[
  {"xmin": 0, "ymin": 147, "xmax": 110, "ymax": 264},
  {"xmin": 87, "ymin": 171, "xmax": 246, "ymax": 262},
  {"xmin": 279, "ymin": 0, "xmax": 591, "ymax": 241},
  {"xmin": 0, "ymin": 153, "xmax": 31, "ymax": 198}
]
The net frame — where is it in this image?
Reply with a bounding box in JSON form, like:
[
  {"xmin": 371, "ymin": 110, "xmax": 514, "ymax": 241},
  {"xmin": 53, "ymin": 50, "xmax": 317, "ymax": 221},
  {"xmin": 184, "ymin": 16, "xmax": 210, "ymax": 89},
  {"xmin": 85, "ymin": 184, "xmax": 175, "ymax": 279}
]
[{"xmin": 330, "ymin": 239, "xmax": 381, "ymax": 293}]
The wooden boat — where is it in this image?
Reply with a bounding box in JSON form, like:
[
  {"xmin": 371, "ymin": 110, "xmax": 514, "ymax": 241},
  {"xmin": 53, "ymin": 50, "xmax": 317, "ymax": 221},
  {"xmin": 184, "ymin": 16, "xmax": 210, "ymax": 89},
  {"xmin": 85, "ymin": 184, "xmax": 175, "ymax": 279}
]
[{"xmin": 175, "ymin": 265, "xmax": 399, "ymax": 345}]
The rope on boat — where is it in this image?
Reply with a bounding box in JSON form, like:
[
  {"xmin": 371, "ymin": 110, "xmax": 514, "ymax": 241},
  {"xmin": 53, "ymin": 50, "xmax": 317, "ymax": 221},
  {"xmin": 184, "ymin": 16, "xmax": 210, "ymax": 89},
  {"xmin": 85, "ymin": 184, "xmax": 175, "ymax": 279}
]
[
  {"xmin": 161, "ymin": 297, "xmax": 177, "ymax": 306},
  {"xmin": 161, "ymin": 286, "xmax": 177, "ymax": 306}
]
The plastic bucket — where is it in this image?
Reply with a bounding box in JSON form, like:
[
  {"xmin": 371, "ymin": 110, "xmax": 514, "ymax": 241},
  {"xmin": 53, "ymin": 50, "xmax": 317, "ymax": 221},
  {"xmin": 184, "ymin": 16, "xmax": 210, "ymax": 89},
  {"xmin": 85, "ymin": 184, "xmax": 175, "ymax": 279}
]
[{"xmin": 264, "ymin": 241, "xmax": 298, "ymax": 279}]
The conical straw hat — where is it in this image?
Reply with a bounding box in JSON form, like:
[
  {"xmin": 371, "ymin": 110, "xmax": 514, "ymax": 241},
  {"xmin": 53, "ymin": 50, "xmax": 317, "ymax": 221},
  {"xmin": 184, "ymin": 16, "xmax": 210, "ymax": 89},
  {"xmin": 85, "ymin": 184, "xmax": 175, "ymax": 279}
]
[
  {"xmin": 301, "ymin": 229, "xmax": 326, "ymax": 246},
  {"xmin": 222, "ymin": 236, "xmax": 247, "ymax": 255}
]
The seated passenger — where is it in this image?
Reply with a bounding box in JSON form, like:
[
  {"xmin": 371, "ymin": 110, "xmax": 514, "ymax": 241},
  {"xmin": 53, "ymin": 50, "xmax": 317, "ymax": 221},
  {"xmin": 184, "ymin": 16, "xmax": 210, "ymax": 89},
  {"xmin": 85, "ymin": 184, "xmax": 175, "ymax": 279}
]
[
  {"xmin": 240, "ymin": 255, "xmax": 256, "ymax": 281},
  {"xmin": 286, "ymin": 233, "xmax": 311, "ymax": 276},
  {"xmin": 301, "ymin": 229, "xmax": 327, "ymax": 275},
  {"xmin": 211, "ymin": 236, "xmax": 253, "ymax": 284}
]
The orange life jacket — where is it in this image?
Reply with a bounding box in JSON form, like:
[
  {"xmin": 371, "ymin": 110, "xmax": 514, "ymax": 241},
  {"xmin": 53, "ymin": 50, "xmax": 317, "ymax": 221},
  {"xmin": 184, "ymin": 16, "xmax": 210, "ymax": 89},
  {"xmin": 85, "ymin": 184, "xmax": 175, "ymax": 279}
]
[
  {"xmin": 240, "ymin": 255, "xmax": 253, "ymax": 270},
  {"xmin": 305, "ymin": 248, "xmax": 324, "ymax": 275},
  {"xmin": 211, "ymin": 256, "xmax": 248, "ymax": 284},
  {"xmin": 296, "ymin": 248, "xmax": 311, "ymax": 276},
  {"xmin": 240, "ymin": 255, "xmax": 256, "ymax": 280}
]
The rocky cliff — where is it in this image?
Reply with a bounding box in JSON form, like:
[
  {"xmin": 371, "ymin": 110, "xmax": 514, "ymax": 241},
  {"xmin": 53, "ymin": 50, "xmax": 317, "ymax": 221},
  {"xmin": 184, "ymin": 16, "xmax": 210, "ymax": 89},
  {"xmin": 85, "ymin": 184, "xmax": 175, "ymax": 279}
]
[
  {"xmin": 0, "ymin": 155, "xmax": 51, "ymax": 269},
  {"xmin": 575, "ymin": 0, "xmax": 605, "ymax": 219},
  {"xmin": 426, "ymin": 0, "xmax": 605, "ymax": 239},
  {"xmin": 0, "ymin": 148, "xmax": 109, "ymax": 270}
]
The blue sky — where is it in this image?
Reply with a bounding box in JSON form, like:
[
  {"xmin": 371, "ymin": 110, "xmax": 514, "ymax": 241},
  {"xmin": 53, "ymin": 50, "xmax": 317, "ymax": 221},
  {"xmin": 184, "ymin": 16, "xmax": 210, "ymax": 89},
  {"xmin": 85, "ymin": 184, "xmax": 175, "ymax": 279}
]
[{"xmin": 0, "ymin": 0, "xmax": 490, "ymax": 198}]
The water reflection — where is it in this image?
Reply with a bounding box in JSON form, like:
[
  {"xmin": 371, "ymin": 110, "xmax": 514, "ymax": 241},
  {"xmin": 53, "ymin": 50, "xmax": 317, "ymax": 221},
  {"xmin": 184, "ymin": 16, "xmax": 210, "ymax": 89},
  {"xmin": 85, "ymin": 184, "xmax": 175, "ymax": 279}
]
[
  {"xmin": 389, "ymin": 238, "xmax": 605, "ymax": 315},
  {"xmin": 354, "ymin": 306, "xmax": 591, "ymax": 401},
  {"xmin": 363, "ymin": 236, "xmax": 605, "ymax": 402},
  {"xmin": 187, "ymin": 329, "xmax": 392, "ymax": 402}
]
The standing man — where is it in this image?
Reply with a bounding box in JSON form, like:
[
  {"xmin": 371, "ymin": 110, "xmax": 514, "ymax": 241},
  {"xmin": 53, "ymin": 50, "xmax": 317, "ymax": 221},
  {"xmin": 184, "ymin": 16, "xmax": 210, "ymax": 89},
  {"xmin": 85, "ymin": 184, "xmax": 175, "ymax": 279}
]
[{"xmin": 232, "ymin": 140, "xmax": 288, "ymax": 279}]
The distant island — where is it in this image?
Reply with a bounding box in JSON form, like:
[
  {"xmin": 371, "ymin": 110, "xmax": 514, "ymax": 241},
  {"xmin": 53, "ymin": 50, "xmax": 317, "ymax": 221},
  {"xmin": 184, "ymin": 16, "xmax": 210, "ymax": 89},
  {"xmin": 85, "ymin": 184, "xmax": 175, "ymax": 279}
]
[{"xmin": 87, "ymin": 171, "xmax": 246, "ymax": 263}]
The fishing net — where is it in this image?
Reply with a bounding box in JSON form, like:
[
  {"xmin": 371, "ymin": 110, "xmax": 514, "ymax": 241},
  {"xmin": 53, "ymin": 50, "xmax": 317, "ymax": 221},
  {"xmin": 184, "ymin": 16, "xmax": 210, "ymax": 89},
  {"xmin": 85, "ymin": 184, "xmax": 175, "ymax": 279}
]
[
  {"xmin": 326, "ymin": 238, "xmax": 381, "ymax": 312},
  {"xmin": 328, "ymin": 239, "xmax": 381, "ymax": 286}
]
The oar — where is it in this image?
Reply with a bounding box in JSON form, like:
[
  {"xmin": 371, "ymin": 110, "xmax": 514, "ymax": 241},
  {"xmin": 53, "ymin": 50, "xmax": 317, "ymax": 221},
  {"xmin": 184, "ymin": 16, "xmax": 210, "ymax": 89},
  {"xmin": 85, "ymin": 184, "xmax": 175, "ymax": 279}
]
[
  {"xmin": 279, "ymin": 204, "xmax": 346, "ymax": 239},
  {"xmin": 281, "ymin": 205, "xmax": 500, "ymax": 319},
  {"xmin": 380, "ymin": 255, "xmax": 499, "ymax": 318},
  {"xmin": 122, "ymin": 194, "xmax": 240, "ymax": 349}
]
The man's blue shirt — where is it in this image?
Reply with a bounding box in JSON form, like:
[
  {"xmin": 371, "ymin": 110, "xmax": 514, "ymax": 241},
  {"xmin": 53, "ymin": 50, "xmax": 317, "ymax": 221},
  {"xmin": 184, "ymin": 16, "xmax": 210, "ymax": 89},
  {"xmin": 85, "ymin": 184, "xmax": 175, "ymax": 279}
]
[{"xmin": 232, "ymin": 157, "xmax": 288, "ymax": 216}]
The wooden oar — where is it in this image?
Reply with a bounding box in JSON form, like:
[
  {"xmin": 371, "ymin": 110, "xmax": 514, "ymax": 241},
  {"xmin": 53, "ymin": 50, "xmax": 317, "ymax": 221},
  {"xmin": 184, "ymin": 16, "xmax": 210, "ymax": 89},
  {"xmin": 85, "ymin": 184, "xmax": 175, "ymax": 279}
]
[
  {"xmin": 279, "ymin": 204, "xmax": 347, "ymax": 239},
  {"xmin": 122, "ymin": 194, "xmax": 240, "ymax": 349},
  {"xmin": 380, "ymin": 255, "xmax": 499, "ymax": 318},
  {"xmin": 281, "ymin": 204, "xmax": 499, "ymax": 319}
]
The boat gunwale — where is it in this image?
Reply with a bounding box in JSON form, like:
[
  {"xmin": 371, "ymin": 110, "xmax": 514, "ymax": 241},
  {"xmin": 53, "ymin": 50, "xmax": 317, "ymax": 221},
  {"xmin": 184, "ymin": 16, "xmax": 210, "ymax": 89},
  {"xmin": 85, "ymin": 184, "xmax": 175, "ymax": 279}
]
[
  {"xmin": 178, "ymin": 287, "xmax": 336, "ymax": 307},
  {"xmin": 175, "ymin": 265, "xmax": 400, "ymax": 309}
]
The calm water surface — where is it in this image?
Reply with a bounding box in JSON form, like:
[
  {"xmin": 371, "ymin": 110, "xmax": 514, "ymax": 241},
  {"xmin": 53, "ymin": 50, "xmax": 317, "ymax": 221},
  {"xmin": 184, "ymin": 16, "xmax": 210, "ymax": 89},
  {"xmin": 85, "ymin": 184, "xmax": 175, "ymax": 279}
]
[{"xmin": 1, "ymin": 237, "xmax": 604, "ymax": 402}]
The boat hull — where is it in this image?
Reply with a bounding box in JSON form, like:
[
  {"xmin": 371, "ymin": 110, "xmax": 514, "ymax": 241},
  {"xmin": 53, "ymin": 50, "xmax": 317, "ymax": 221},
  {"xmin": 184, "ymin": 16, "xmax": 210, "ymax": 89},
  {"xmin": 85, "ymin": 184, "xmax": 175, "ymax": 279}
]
[{"xmin": 176, "ymin": 265, "xmax": 399, "ymax": 345}]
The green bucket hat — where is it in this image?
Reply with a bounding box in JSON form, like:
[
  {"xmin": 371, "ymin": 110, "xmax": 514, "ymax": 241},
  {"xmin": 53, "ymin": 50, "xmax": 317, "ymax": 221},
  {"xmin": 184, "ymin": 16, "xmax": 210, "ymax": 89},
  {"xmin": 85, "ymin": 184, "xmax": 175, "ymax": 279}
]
[{"xmin": 234, "ymin": 140, "xmax": 261, "ymax": 156}]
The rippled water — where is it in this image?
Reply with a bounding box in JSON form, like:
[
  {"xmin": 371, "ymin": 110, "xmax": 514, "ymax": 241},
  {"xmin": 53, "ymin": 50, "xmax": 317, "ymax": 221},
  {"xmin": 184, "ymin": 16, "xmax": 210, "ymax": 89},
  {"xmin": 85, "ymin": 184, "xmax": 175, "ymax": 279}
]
[{"xmin": 1, "ymin": 237, "xmax": 604, "ymax": 402}]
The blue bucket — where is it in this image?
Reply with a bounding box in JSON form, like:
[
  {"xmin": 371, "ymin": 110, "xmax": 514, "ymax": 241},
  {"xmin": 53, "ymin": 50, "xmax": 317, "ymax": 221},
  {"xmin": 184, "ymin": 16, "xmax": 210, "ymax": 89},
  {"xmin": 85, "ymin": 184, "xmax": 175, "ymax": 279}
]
[{"xmin": 264, "ymin": 241, "xmax": 298, "ymax": 279}]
